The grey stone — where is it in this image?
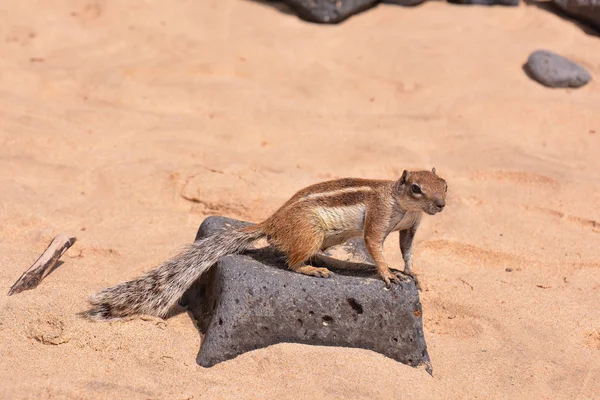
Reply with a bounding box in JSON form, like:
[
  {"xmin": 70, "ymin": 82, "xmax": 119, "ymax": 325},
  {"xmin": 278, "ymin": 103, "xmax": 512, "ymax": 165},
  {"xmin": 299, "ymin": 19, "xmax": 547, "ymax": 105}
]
[
  {"xmin": 282, "ymin": 0, "xmax": 378, "ymax": 23},
  {"xmin": 525, "ymin": 49, "xmax": 592, "ymax": 88},
  {"xmin": 551, "ymin": 0, "xmax": 600, "ymax": 32},
  {"xmin": 194, "ymin": 215, "xmax": 255, "ymax": 242},
  {"xmin": 382, "ymin": 0, "xmax": 428, "ymax": 6},
  {"xmin": 183, "ymin": 216, "xmax": 431, "ymax": 374},
  {"xmin": 447, "ymin": 0, "xmax": 519, "ymax": 5}
]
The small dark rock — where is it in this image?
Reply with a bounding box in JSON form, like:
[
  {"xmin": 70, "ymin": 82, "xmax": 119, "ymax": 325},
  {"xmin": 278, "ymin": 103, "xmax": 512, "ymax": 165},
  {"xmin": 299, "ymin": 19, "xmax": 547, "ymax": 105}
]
[
  {"xmin": 382, "ymin": 0, "xmax": 428, "ymax": 6},
  {"xmin": 282, "ymin": 0, "xmax": 378, "ymax": 23},
  {"xmin": 505, "ymin": 268, "xmax": 513, "ymax": 272},
  {"xmin": 447, "ymin": 0, "xmax": 519, "ymax": 5},
  {"xmin": 551, "ymin": 0, "xmax": 600, "ymax": 32},
  {"xmin": 194, "ymin": 215, "xmax": 255, "ymax": 242},
  {"xmin": 185, "ymin": 216, "xmax": 432, "ymax": 373},
  {"xmin": 525, "ymin": 50, "xmax": 591, "ymax": 88}
]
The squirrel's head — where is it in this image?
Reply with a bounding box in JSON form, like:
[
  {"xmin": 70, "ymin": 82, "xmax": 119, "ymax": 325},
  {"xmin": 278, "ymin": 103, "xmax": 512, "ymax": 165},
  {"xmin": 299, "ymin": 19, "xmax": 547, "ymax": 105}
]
[{"xmin": 395, "ymin": 167, "xmax": 447, "ymax": 215}]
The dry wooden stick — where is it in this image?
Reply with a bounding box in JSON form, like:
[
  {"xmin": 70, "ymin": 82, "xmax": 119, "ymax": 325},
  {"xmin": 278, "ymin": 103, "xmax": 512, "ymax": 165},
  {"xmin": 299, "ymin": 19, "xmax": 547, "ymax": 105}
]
[{"xmin": 8, "ymin": 234, "xmax": 76, "ymax": 296}]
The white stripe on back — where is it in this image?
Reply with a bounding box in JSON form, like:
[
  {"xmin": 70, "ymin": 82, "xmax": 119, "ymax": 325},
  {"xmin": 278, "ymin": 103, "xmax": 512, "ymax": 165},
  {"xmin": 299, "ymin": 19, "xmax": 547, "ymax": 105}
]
[{"xmin": 296, "ymin": 186, "xmax": 373, "ymax": 202}]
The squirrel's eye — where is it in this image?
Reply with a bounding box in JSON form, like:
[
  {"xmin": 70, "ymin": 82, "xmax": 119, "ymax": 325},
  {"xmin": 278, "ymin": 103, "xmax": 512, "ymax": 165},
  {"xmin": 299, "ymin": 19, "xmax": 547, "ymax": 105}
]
[{"xmin": 411, "ymin": 184, "xmax": 422, "ymax": 195}]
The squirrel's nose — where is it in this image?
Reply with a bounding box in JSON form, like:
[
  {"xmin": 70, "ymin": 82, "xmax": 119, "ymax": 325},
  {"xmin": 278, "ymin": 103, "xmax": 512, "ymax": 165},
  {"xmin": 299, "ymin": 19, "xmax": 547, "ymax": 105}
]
[{"xmin": 434, "ymin": 199, "xmax": 445, "ymax": 210}]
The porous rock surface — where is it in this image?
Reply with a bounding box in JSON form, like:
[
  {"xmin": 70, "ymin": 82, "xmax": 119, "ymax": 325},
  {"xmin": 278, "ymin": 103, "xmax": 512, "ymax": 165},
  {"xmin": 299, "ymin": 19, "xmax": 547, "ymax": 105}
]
[
  {"xmin": 282, "ymin": 0, "xmax": 378, "ymax": 23},
  {"xmin": 382, "ymin": 0, "xmax": 428, "ymax": 6},
  {"xmin": 447, "ymin": 0, "xmax": 519, "ymax": 5},
  {"xmin": 525, "ymin": 49, "xmax": 592, "ymax": 88},
  {"xmin": 551, "ymin": 0, "xmax": 600, "ymax": 32},
  {"xmin": 183, "ymin": 216, "xmax": 432, "ymax": 374},
  {"xmin": 277, "ymin": 0, "xmax": 520, "ymax": 24}
]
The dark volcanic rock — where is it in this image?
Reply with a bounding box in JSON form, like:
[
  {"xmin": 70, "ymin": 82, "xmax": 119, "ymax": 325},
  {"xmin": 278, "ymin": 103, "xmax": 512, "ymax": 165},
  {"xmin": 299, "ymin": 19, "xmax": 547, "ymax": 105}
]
[
  {"xmin": 525, "ymin": 50, "xmax": 592, "ymax": 88},
  {"xmin": 282, "ymin": 0, "xmax": 378, "ymax": 23},
  {"xmin": 447, "ymin": 0, "xmax": 519, "ymax": 5},
  {"xmin": 551, "ymin": 0, "xmax": 600, "ymax": 32},
  {"xmin": 382, "ymin": 0, "xmax": 428, "ymax": 6},
  {"xmin": 184, "ymin": 216, "xmax": 431, "ymax": 373},
  {"xmin": 190, "ymin": 254, "xmax": 430, "ymax": 371},
  {"xmin": 194, "ymin": 215, "xmax": 255, "ymax": 242}
]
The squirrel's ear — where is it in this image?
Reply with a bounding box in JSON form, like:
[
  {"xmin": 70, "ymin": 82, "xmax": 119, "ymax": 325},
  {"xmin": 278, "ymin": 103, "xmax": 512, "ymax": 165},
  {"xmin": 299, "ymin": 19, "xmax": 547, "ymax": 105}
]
[
  {"xmin": 398, "ymin": 170, "xmax": 410, "ymax": 186},
  {"xmin": 432, "ymin": 167, "xmax": 436, "ymax": 175}
]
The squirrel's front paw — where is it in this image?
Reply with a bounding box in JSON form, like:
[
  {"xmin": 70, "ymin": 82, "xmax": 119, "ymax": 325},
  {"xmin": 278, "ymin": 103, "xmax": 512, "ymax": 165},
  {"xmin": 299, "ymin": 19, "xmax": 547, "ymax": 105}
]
[
  {"xmin": 389, "ymin": 268, "xmax": 422, "ymax": 290},
  {"xmin": 406, "ymin": 272, "xmax": 422, "ymax": 291},
  {"xmin": 378, "ymin": 267, "xmax": 403, "ymax": 287}
]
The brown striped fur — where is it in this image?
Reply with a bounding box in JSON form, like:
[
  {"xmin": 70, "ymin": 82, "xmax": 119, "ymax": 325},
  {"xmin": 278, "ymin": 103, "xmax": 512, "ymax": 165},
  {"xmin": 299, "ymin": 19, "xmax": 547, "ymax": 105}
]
[{"xmin": 86, "ymin": 169, "xmax": 447, "ymax": 320}]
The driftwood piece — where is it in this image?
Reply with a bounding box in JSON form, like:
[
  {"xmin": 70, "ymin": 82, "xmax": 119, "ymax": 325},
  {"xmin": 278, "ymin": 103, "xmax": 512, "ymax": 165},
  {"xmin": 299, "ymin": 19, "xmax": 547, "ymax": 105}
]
[{"xmin": 8, "ymin": 234, "xmax": 76, "ymax": 296}]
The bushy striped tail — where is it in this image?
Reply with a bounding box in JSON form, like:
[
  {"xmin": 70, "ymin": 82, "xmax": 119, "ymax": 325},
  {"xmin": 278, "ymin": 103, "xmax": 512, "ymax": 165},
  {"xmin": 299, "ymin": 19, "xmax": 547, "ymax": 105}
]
[{"xmin": 86, "ymin": 227, "xmax": 264, "ymax": 320}]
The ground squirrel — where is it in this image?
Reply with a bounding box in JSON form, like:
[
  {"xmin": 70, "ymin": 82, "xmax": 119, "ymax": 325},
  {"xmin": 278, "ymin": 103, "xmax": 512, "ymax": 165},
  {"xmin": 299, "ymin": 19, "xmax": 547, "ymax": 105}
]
[{"xmin": 87, "ymin": 168, "xmax": 447, "ymax": 320}]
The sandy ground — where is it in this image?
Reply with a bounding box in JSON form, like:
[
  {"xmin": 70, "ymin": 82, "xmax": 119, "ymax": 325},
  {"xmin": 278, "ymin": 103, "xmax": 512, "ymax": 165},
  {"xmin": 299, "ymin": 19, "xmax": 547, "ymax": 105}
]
[{"xmin": 1, "ymin": 0, "xmax": 599, "ymax": 398}]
